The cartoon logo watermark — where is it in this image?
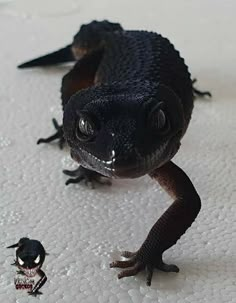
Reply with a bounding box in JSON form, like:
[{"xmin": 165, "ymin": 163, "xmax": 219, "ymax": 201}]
[
  {"xmin": 14, "ymin": 276, "xmax": 34, "ymax": 291},
  {"xmin": 7, "ymin": 237, "xmax": 48, "ymax": 297}
]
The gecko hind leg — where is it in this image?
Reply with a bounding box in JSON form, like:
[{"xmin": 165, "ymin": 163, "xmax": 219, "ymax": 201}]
[
  {"xmin": 37, "ymin": 118, "xmax": 65, "ymax": 149},
  {"xmin": 63, "ymin": 166, "xmax": 112, "ymax": 187},
  {"xmin": 192, "ymin": 78, "xmax": 212, "ymax": 98}
]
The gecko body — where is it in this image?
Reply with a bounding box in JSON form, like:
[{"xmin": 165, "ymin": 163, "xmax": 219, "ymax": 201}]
[{"xmin": 19, "ymin": 20, "xmax": 211, "ymax": 285}]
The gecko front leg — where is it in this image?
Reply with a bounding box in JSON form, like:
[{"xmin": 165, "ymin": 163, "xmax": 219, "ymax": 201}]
[
  {"xmin": 37, "ymin": 118, "xmax": 65, "ymax": 149},
  {"xmin": 110, "ymin": 161, "xmax": 201, "ymax": 286}
]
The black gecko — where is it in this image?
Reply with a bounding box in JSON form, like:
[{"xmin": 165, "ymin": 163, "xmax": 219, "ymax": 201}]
[
  {"xmin": 7, "ymin": 237, "xmax": 47, "ymax": 296},
  {"xmin": 18, "ymin": 20, "xmax": 211, "ymax": 286}
]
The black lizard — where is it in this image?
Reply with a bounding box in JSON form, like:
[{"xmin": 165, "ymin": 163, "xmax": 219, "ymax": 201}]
[
  {"xmin": 7, "ymin": 237, "xmax": 47, "ymax": 296},
  {"xmin": 18, "ymin": 20, "xmax": 211, "ymax": 286}
]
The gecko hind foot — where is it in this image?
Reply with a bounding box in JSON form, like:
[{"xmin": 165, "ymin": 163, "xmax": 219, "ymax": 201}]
[
  {"xmin": 110, "ymin": 252, "xmax": 179, "ymax": 286},
  {"xmin": 37, "ymin": 118, "xmax": 65, "ymax": 149},
  {"xmin": 63, "ymin": 166, "xmax": 112, "ymax": 187},
  {"xmin": 192, "ymin": 78, "xmax": 212, "ymax": 98}
]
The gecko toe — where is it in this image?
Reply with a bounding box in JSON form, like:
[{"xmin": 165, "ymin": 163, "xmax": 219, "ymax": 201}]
[
  {"xmin": 120, "ymin": 251, "xmax": 137, "ymax": 258},
  {"xmin": 157, "ymin": 261, "xmax": 179, "ymax": 273},
  {"xmin": 63, "ymin": 168, "xmax": 80, "ymax": 177},
  {"xmin": 117, "ymin": 262, "xmax": 142, "ymax": 279},
  {"xmin": 110, "ymin": 259, "xmax": 136, "ymax": 269},
  {"xmin": 65, "ymin": 176, "xmax": 84, "ymax": 186},
  {"xmin": 146, "ymin": 264, "xmax": 154, "ymax": 286}
]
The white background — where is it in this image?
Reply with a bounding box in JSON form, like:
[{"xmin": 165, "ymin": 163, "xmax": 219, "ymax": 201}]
[{"xmin": 0, "ymin": 0, "xmax": 235, "ymax": 302}]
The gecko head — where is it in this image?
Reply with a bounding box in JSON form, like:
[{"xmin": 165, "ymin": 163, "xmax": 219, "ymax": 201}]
[
  {"xmin": 63, "ymin": 83, "xmax": 185, "ymax": 178},
  {"xmin": 7, "ymin": 238, "xmax": 46, "ymax": 277}
]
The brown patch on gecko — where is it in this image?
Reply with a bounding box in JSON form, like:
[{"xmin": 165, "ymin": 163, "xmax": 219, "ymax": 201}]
[{"xmin": 61, "ymin": 49, "xmax": 104, "ymax": 108}]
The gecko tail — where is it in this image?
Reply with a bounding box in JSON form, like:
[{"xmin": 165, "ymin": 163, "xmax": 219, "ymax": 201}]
[{"xmin": 17, "ymin": 45, "xmax": 74, "ymax": 68}]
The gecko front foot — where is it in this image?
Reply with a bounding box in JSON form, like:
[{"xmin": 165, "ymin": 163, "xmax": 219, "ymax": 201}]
[
  {"xmin": 37, "ymin": 118, "xmax": 65, "ymax": 149},
  {"xmin": 110, "ymin": 251, "xmax": 179, "ymax": 286},
  {"xmin": 192, "ymin": 78, "xmax": 212, "ymax": 98},
  {"xmin": 63, "ymin": 166, "xmax": 112, "ymax": 187}
]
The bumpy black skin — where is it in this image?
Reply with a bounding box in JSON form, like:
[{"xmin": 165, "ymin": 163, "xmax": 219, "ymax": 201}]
[
  {"xmin": 19, "ymin": 20, "xmax": 211, "ymax": 286},
  {"xmin": 7, "ymin": 238, "xmax": 47, "ymax": 296}
]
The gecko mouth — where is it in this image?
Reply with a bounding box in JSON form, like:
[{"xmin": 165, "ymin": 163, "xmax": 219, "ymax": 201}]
[
  {"xmin": 71, "ymin": 134, "xmax": 180, "ymax": 178},
  {"xmin": 19, "ymin": 265, "xmax": 40, "ymax": 277},
  {"xmin": 71, "ymin": 148, "xmax": 115, "ymax": 177}
]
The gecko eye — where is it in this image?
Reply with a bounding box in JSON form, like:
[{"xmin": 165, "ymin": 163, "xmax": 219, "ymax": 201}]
[
  {"xmin": 75, "ymin": 113, "xmax": 98, "ymax": 142},
  {"xmin": 18, "ymin": 257, "xmax": 24, "ymax": 266},
  {"xmin": 149, "ymin": 103, "xmax": 170, "ymax": 134},
  {"xmin": 34, "ymin": 255, "xmax": 40, "ymax": 264}
]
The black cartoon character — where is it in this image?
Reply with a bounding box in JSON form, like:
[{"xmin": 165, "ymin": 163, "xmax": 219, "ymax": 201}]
[{"xmin": 7, "ymin": 237, "xmax": 47, "ymax": 296}]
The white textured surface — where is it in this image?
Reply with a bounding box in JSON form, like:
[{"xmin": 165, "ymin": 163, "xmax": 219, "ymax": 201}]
[{"xmin": 0, "ymin": 0, "xmax": 236, "ymax": 302}]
